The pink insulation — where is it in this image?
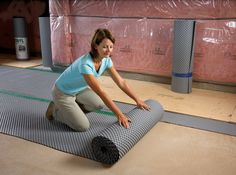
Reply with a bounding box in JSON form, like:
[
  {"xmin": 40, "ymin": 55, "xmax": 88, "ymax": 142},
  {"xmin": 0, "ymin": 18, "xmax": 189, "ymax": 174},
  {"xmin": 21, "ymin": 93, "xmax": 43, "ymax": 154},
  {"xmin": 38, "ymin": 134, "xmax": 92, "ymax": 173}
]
[
  {"xmin": 50, "ymin": 16, "xmax": 111, "ymax": 66},
  {"xmin": 49, "ymin": 0, "xmax": 236, "ymax": 84},
  {"xmin": 194, "ymin": 20, "xmax": 236, "ymax": 83},
  {"xmin": 50, "ymin": 16, "xmax": 72, "ymax": 66},
  {"xmin": 50, "ymin": 16, "xmax": 173, "ymax": 76},
  {"xmin": 110, "ymin": 18, "xmax": 173, "ymax": 76},
  {"xmin": 50, "ymin": 0, "xmax": 236, "ymax": 19}
]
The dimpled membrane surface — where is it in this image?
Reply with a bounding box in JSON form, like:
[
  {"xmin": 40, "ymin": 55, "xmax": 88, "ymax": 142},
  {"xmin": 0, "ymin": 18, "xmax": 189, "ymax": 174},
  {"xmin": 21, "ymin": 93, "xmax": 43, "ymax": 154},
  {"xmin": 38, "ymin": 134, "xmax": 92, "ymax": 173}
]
[{"xmin": 0, "ymin": 93, "xmax": 163, "ymax": 164}]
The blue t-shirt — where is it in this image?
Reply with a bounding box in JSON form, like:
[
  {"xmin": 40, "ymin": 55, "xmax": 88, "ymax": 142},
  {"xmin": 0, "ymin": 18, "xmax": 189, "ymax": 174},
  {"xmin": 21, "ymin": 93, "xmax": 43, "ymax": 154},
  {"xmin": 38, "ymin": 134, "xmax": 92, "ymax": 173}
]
[{"xmin": 55, "ymin": 53, "xmax": 113, "ymax": 95}]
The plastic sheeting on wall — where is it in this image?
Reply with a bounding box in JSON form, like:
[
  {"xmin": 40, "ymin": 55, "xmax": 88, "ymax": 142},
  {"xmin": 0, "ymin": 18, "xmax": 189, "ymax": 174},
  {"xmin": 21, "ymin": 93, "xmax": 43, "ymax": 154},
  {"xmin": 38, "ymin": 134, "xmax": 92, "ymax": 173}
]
[
  {"xmin": 111, "ymin": 18, "xmax": 173, "ymax": 76},
  {"xmin": 49, "ymin": 0, "xmax": 236, "ymax": 84},
  {"xmin": 194, "ymin": 20, "xmax": 236, "ymax": 83},
  {"xmin": 50, "ymin": 16, "xmax": 173, "ymax": 76},
  {"xmin": 50, "ymin": 0, "xmax": 236, "ymax": 19}
]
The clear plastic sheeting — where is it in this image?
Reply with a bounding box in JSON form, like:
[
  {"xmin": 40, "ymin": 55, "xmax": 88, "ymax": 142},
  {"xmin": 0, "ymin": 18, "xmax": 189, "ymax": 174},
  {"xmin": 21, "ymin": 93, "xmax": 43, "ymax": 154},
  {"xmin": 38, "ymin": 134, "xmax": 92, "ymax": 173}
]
[
  {"xmin": 194, "ymin": 20, "xmax": 236, "ymax": 83},
  {"xmin": 49, "ymin": 0, "xmax": 236, "ymax": 19},
  {"xmin": 49, "ymin": 0, "xmax": 236, "ymax": 84},
  {"xmin": 111, "ymin": 18, "xmax": 173, "ymax": 76},
  {"xmin": 50, "ymin": 16, "xmax": 173, "ymax": 76}
]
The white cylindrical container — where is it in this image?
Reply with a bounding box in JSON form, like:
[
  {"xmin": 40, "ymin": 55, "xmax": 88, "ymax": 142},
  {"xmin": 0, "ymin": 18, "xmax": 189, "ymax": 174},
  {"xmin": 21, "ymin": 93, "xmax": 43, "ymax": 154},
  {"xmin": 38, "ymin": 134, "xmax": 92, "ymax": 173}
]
[{"xmin": 13, "ymin": 17, "xmax": 29, "ymax": 60}]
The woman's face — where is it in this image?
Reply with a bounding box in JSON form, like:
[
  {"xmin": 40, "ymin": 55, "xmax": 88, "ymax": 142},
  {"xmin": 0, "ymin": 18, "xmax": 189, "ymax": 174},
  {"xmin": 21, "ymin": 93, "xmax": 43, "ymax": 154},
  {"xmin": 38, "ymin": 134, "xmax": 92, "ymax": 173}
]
[{"xmin": 96, "ymin": 38, "xmax": 113, "ymax": 59}]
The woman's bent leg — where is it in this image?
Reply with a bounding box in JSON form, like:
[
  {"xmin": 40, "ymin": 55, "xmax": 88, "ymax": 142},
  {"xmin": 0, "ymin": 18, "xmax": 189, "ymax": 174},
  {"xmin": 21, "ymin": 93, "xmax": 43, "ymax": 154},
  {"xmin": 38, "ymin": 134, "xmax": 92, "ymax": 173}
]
[
  {"xmin": 52, "ymin": 86, "xmax": 90, "ymax": 132},
  {"xmin": 75, "ymin": 88, "xmax": 105, "ymax": 111}
]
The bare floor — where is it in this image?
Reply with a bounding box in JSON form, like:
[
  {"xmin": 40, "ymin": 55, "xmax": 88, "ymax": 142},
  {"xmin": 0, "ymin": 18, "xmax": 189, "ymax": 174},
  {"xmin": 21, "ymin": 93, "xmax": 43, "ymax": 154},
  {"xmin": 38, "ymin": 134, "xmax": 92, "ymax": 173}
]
[
  {"xmin": 0, "ymin": 54, "xmax": 41, "ymax": 68},
  {"xmin": 0, "ymin": 55, "xmax": 236, "ymax": 175}
]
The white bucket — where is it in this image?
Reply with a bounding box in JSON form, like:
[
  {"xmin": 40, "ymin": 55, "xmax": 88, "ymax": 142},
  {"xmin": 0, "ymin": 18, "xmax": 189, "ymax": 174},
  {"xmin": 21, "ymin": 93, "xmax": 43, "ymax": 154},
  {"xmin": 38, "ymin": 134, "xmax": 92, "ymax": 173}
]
[{"xmin": 15, "ymin": 37, "xmax": 29, "ymax": 60}]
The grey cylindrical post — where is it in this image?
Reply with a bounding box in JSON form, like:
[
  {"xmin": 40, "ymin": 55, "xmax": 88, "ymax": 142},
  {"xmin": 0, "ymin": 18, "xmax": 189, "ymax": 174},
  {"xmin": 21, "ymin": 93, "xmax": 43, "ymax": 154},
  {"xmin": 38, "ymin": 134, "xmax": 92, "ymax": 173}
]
[
  {"xmin": 13, "ymin": 17, "xmax": 29, "ymax": 60},
  {"xmin": 39, "ymin": 17, "xmax": 53, "ymax": 67},
  {"xmin": 171, "ymin": 20, "xmax": 196, "ymax": 93}
]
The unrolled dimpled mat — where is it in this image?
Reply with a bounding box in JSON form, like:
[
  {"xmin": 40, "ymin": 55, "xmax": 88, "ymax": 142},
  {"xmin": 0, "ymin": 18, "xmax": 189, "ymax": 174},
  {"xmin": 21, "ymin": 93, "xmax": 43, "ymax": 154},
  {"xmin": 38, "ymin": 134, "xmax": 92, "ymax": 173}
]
[{"xmin": 0, "ymin": 93, "xmax": 163, "ymax": 165}]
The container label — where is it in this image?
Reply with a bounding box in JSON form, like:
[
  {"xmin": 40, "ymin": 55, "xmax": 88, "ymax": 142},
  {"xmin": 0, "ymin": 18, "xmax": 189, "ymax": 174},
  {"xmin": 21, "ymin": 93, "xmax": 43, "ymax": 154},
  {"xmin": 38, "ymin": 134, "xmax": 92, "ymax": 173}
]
[{"xmin": 15, "ymin": 37, "xmax": 28, "ymax": 59}]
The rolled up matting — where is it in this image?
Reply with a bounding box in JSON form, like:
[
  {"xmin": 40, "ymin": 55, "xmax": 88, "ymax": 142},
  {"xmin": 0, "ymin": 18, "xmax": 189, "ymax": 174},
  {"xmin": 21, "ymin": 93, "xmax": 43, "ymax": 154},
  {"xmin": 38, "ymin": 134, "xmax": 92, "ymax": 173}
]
[
  {"xmin": 39, "ymin": 17, "xmax": 53, "ymax": 67},
  {"xmin": 171, "ymin": 20, "xmax": 196, "ymax": 93},
  {"xmin": 92, "ymin": 100, "xmax": 163, "ymax": 164}
]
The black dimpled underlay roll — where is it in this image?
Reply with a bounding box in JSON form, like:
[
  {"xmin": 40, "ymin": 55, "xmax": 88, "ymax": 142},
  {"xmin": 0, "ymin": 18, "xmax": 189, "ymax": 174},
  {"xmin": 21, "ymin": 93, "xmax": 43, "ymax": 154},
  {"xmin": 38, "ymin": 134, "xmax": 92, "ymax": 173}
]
[
  {"xmin": 91, "ymin": 99, "xmax": 164, "ymax": 164},
  {"xmin": 92, "ymin": 136, "xmax": 119, "ymax": 164}
]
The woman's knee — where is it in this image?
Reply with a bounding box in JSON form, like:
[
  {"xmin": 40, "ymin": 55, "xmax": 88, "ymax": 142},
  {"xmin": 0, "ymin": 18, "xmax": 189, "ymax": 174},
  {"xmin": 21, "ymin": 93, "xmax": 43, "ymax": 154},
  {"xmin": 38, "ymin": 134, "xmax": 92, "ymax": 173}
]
[
  {"xmin": 86, "ymin": 103, "xmax": 105, "ymax": 111},
  {"xmin": 78, "ymin": 123, "xmax": 90, "ymax": 132},
  {"xmin": 94, "ymin": 101, "xmax": 105, "ymax": 109},
  {"xmin": 57, "ymin": 107, "xmax": 91, "ymax": 132},
  {"xmin": 72, "ymin": 120, "xmax": 90, "ymax": 132},
  {"xmin": 76, "ymin": 88, "xmax": 105, "ymax": 111}
]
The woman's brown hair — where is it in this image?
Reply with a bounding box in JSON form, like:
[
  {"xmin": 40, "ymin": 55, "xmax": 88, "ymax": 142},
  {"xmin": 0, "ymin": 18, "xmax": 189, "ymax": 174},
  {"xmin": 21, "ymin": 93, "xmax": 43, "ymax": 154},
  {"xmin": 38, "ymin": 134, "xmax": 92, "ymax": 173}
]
[{"xmin": 90, "ymin": 28, "xmax": 115, "ymax": 59}]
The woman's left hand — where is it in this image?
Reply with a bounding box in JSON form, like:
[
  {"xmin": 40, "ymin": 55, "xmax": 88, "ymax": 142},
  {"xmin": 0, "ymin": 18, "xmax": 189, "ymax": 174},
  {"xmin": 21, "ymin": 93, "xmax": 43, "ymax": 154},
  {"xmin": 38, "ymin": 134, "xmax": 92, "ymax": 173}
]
[{"xmin": 136, "ymin": 99, "xmax": 151, "ymax": 111}]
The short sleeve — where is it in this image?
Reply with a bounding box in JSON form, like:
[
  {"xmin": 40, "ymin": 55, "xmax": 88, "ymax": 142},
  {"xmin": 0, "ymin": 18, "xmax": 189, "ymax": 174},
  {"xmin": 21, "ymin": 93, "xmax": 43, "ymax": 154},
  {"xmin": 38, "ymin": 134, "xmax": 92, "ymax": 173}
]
[
  {"xmin": 79, "ymin": 64, "xmax": 93, "ymax": 74},
  {"xmin": 107, "ymin": 57, "xmax": 113, "ymax": 68}
]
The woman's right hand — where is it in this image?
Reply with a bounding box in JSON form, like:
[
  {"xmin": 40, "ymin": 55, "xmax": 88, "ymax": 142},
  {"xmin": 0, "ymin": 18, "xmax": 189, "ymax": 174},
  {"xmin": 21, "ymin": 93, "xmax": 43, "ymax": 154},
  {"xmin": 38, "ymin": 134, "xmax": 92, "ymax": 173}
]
[{"xmin": 117, "ymin": 114, "xmax": 131, "ymax": 128}]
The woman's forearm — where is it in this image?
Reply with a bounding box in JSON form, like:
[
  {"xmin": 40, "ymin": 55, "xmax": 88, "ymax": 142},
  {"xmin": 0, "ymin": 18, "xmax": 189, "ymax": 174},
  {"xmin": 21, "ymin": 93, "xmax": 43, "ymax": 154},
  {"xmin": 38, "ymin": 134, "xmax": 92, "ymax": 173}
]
[
  {"xmin": 118, "ymin": 80, "xmax": 140, "ymax": 103},
  {"xmin": 97, "ymin": 90, "xmax": 123, "ymax": 117}
]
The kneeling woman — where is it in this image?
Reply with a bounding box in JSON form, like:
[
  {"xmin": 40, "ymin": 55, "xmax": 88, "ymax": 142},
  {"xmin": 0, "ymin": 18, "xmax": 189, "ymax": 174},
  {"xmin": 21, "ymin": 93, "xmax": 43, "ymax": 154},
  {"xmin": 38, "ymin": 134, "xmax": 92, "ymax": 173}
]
[{"xmin": 46, "ymin": 28, "xmax": 150, "ymax": 131}]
